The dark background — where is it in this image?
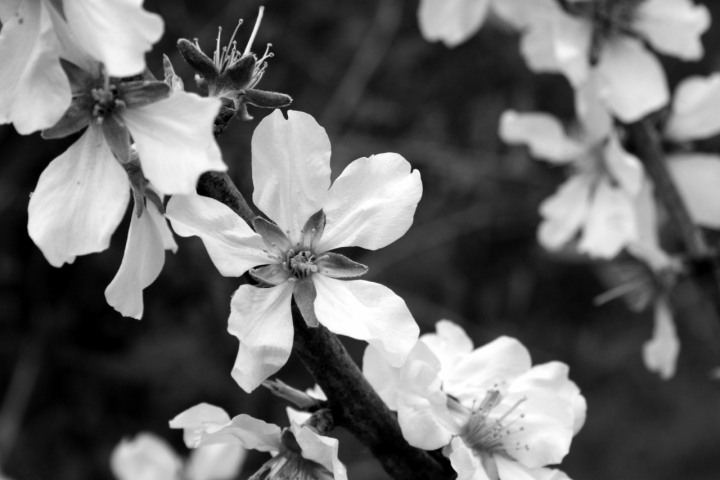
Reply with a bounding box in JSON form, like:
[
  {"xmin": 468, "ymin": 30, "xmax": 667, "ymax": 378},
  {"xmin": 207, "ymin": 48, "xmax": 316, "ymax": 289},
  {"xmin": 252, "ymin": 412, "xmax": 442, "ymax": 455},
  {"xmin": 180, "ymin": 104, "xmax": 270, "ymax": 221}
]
[{"xmin": 2, "ymin": 0, "xmax": 720, "ymax": 479}]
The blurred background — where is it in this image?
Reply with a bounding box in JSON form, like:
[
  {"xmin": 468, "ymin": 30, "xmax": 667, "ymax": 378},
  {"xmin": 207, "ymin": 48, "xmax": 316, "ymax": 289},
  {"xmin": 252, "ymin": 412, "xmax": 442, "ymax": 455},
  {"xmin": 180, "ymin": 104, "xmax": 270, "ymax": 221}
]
[{"xmin": 2, "ymin": 0, "xmax": 720, "ymax": 478}]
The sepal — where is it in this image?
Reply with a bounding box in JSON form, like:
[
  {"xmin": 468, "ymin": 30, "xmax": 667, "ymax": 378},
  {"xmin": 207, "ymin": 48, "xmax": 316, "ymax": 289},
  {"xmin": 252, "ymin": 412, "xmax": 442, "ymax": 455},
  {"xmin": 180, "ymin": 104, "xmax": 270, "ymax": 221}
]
[
  {"xmin": 117, "ymin": 81, "xmax": 172, "ymax": 108},
  {"xmin": 243, "ymin": 89, "xmax": 293, "ymax": 109},
  {"xmin": 293, "ymin": 278, "xmax": 319, "ymax": 327},
  {"xmin": 177, "ymin": 38, "xmax": 219, "ymax": 80},
  {"xmin": 249, "ymin": 264, "xmax": 290, "ymax": 286},
  {"xmin": 315, "ymin": 253, "xmax": 368, "ymax": 278},
  {"xmin": 254, "ymin": 217, "xmax": 293, "ymax": 255}
]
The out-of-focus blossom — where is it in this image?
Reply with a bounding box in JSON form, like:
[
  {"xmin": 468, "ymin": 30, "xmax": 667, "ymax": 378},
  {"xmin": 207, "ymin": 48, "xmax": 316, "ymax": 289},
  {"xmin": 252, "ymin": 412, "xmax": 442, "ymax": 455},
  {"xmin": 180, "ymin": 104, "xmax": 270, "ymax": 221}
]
[
  {"xmin": 364, "ymin": 320, "xmax": 586, "ymax": 480},
  {"xmin": 176, "ymin": 8, "xmax": 291, "ymax": 120},
  {"xmin": 170, "ymin": 403, "xmax": 347, "ymax": 480},
  {"xmin": 626, "ymin": 181, "xmax": 681, "ymax": 379},
  {"xmin": 501, "ymin": 0, "xmax": 710, "ymax": 122},
  {"xmin": 500, "ymin": 81, "xmax": 643, "ymax": 258},
  {"xmin": 111, "ymin": 432, "xmax": 246, "ymax": 480},
  {"xmin": 166, "ymin": 109, "xmax": 421, "ymax": 392},
  {"xmin": 0, "ymin": 0, "xmax": 163, "ymax": 134},
  {"xmin": 417, "ymin": 0, "xmax": 493, "ymax": 47}
]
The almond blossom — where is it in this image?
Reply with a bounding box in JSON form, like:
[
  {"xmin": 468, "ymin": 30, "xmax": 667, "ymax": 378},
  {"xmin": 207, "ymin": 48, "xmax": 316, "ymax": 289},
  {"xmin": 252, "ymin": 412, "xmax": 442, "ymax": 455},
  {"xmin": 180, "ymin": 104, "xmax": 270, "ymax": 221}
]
[
  {"xmin": 502, "ymin": 0, "xmax": 710, "ymax": 122},
  {"xmin": 500, "ymin": 81, "xmax": 644, "ymax": 258},
  {"xmin": 166, "ymin": 109, "xmax": 421, "ymax": 392},
  {"xmin": 111, "ymin": 432, "xmax": 246, "ymax": 480},
  {"xmin": 28, "ymin": 62, "xmax": 224, "ymax": 318},
  {"xmin": 0, "ymin": 0, "xmax": 163, "ymax": 134},
  {"xmin": 169, "ymin": 403, "xmax": 347, "ymax": 480},
  {"xmin": 363, "ymin": 320, "xmax": 586, "ymax": 480}
]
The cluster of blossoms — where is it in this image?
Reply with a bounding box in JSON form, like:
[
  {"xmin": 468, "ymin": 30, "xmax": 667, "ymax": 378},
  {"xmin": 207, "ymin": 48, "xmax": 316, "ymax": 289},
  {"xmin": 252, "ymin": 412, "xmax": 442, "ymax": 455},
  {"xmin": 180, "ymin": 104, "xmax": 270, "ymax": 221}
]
[
  {"xmin": 15, "ymin": 0, "xmax": 712, "ymax": 478},
  {"xmin": 419, "ymin": 0, "xmax": 720, "ymax": 380}
]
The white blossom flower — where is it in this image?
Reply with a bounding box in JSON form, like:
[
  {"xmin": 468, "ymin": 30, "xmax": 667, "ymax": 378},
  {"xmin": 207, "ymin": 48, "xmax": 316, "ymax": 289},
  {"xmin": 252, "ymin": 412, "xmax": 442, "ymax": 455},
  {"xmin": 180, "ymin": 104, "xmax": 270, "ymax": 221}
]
[
  {"xmin": 28, "ymin": 63, "xmax": 223, "ymax": 318},
  {"xmin": 364, "ymin": 320, "xmax": 586, "ymax": 480},
  {"xmin": 0, "ymin": 0, "xmax": 163, "ymax": 134},
  {"xmin": 169, "ymin": 403, "xmax": 347, "ymax": 480},
  {"xmin": 111, "ymin": 432, "xmax": 246, "ymax": 480},
  {"xmin": 500, "ymin": 81, "xmax": 644, "ymax": 258},
  {"xmin": 417, "ymin": 0, "xmax": 494, "ymax": 47},
  {"xmin": 504, "ymin": 0, "xmax": 710, "ymax": 122},
  {"xmin": 166, "ymin": 109, "xmax": 422, "ymax": 392}
]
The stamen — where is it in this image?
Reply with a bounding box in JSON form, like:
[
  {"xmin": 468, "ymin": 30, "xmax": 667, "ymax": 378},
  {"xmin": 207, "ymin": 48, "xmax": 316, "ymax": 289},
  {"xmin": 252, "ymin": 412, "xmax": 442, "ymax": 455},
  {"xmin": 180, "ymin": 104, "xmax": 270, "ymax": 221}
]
[
  {"xmin": 244, "ymin": 6, "xmax": 265, "ymax": 56},
  {"xmin": 214, "ymin": 26, "xmax": 222, "ymax": 66}
]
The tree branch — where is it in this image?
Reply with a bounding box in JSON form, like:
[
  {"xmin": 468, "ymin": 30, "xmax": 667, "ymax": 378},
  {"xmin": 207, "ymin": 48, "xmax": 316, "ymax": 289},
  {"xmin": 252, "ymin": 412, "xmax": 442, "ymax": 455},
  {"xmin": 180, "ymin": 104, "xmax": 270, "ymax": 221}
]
[
  {"xmin": 627, "ymin": 117, "xmax": 720, "ymax": 318},
  {"xmin": 196, "ymin": 171, "xmax": 453, "ymax": 480}
]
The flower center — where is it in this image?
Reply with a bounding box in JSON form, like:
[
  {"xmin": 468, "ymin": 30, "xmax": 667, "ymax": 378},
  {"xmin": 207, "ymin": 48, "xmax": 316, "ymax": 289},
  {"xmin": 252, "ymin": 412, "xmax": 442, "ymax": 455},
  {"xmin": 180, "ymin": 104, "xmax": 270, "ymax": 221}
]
[
  {"xmin": 249, "ymin": 430, "xmax": 333, "ymax": 480},
  {"xmin": 91, "ymin": 86, "xmax": 124, "ymax": 122},
  {"xmin": 460, "ymin": 389, "xmax": 528, "ymax": 456},
  {"xmin": 210, "ymin": 7, "xmax": 274, "ymax": 80},
  {"xmin": 284, "ymin": 249, "xmax": 319, "ymax": 279}
]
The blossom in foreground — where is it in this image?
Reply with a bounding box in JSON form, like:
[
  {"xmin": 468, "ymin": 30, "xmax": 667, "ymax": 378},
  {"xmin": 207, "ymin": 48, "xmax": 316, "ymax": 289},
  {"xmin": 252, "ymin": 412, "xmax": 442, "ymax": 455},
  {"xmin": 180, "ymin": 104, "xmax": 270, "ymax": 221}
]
[
  {"xmin": 166, "ymin": 109, "xmax": 422, "ymax": 392},
  {"xmin": 500, "ymin": 81, "xmax": 644, "ymax": 258},
  {"xmin": 364, "ymin": 320, "xmax": 586, "ymax": 480},
  {"xmin": 169, "ymin": 403, "xmax": 347, "ymax": 480},
  {"xmin": 502, "ymin": 0, "xmax": 710, "ymax": 121},
  {"xmin": 176, "ymin": 8, "xmax": 292, "ymax": 121},
  {"xmin": 0, "ymin": 0, "xmax": 163, "ymax": 133},
  {"xmin": 111, "ymin": 432, "xmax": 246, "ymax": 480}
]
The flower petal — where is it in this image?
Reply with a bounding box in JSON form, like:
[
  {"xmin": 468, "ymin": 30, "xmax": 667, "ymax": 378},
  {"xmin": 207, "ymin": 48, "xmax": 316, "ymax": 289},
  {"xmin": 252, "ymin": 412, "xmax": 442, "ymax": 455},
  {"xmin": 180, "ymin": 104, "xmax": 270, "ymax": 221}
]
[
  {"xmin": 578, "ymin": 178, "xmax": 637, "ymax": 259},
  {"xmin": 168, "ymin": 403, "xmax": 232, "ymax": 448},
  {"xmin": 122, "ymin": 92, "xmax": 225, "ymax": 195},
  {"xmin": 665, "ymin": 74, "xmax": 720, "ymax": 141},
  {"xmin": 63, "ymin": 0, "xmax": 163, "ymax": 77},
  {"xmin": 595, "ymin": 36, "xmax": 669, "ymax": 122},
  {"xmin": 252, "ymin": 110, "xmax": 331, "ymax": 244},
  {"xmin": 447, "ymin": 437, "xmax": 492, "ymax": 480},
  {"xmin": 110, "ymin": 433, "xmax": 182, "ymax": 480},
  {"xmin": 0, "ymin": 0, "xmax": 21, "ymax": 22},
  {"xmin": 396, "ymin": 357, "xmax": 456, "ymax": 450},
  {"xmin": 0, "ymin": 0, "xmax": 70, "ymax": 134},
  {"xmin": 419, "ymin": 320, "xmax": 474, "ymax": 372},
  {"xmin": 643, "ymin": 297, "xmax": 680, "ymax": 380},
  {"xmin": 667, "ymin": 153, "xmax": 720, "ymax": 228},
  {"xmin": 292, "ymin": 424, "xmax": 348, "ymax": 480},
  {"xmin": 313, "ymin": 276, "xmax": 419, "ymax": 367},
  {"xmin": 498, "ymin": 389, "xmax": 575, "ymax": 468},
  {"xmin": 186, "ymin": 443, "xmax": 247, "ymax": 480},
  {"xmin": 169, "ymin": 404, "xmax": 282, "ymax": 453},
  {"xmin": 316, "ymin": 153, "xmax": 422, "ymax": 252},
  {"xmin": 508, "ymin": 362, "xmax": 586, "ymax": 436},
  {"xmin": 495, "ymin": 456, "xmax": 564, "ymax": 480},
  {"xmin": 604, "ymin": 133, "xmax": 643, "ymax": 197},
  {"xmin": 442, "ymin": 336, "xmax": 533, "ymax": 401},
  {"xmin": 166, "ymin": 193, "xmax": 269, "ymax": 277},
  {"xmin": 537, "ymin": 174, "xmax": 592, "ymax": 251},
  {"xmin": 228, "ymin": 283, "xmax": 295, "ymax": 392},
  {"xmin": 634, "ymin": 0, "xmax": 710, "ymax": 61},
  {"xmin": 28, "ymin": 126, "xmax": 129, "ymax": 267},
  {"xmin": 417, "ymin": 0, "xmax": 491, "ymax": 47},
  {"xmin": 499, "ymin": 111, "xmax": 583, "ymax": 163},
  {"xmin": 105, "ymin": 203, "xmax": 174, "ymax": 319}
]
